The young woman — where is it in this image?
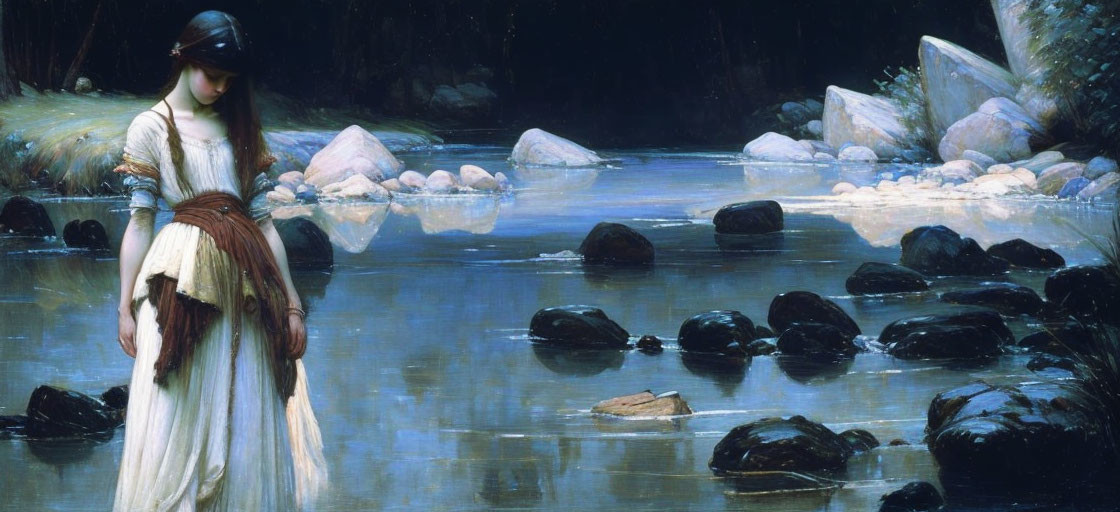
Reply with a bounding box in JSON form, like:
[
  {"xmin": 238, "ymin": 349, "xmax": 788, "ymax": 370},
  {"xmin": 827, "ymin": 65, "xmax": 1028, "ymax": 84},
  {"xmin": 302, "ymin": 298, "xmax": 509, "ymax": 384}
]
[{"xmin": 113, "ymin": 11, "xmax": 326, "ymax": 510}]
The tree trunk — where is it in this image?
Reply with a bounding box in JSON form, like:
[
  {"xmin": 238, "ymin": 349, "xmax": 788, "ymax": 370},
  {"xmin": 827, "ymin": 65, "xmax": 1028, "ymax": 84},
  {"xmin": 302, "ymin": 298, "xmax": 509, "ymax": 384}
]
[
  {"xmin": 0, "ymin": 0, "xmax": 20, "ymax": 99},
  {"xmin": 62, "ymin": 1, "xmax": 102, "ymax": 91}
]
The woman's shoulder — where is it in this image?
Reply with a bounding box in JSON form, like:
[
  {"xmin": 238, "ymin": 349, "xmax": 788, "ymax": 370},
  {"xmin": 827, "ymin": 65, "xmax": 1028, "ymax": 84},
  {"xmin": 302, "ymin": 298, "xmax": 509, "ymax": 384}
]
[{"xmin": 128, "ymin": 107, "xmax": 169, "ymax": 136}]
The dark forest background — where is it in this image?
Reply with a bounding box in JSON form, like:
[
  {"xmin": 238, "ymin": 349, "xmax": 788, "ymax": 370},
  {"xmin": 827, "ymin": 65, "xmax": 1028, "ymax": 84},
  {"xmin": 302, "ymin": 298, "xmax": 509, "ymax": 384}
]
[{"xmin": 3, "ymin": 0, "xmax": 1004, "ymax": 147}]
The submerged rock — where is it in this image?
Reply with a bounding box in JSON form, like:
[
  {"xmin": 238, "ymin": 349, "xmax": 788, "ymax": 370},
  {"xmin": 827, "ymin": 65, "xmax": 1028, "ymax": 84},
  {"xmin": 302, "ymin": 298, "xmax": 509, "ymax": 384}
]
[
  {"xmin": 100, "ymin": 385, "xmax": 129, "ymax": 411},
  {"xmin": 919, "ymin": 36, "xmax": 1018, "ymax": 137},
  {"xmin": 636, "ymin": 335, "xmax": 663, "ymax": 354},
  {"xmin": 900, "ymin": 225, "xmax": 1009, "ymax": 276},
  {"xmin": 881, "ymin": 309, "xmax": 1013, "ymax": 359},
  {"xmin": 591, "ymin": 390, "xmax": 692, "ymax": 417},
  {"xmin": 62, "ymin": 219, "xmax": 110, "ymax": 252},
  {"xmin": 578, "ymin": 222, "xmax": 654, "ymax": 266},
  {"xmin": 1044, "ymin": 265, "xmax": 1120, "ymax": 323},
  {"xmin": 776, "ymin": 322, "xmax": 859, "ymax": 358},
  {"xmin": 24, "ymin": 385, "xmax": 121, "ymax": 438},
  {"xmin": 822, "ymin": 85, "xmax": 910, "ymax": 160},
  {"xmin": 529, "ymin": 305, "xmax": 630, "ymax": 348},
  {"xmin": 985, "ymin": 238, "xmax": 1064, "ymax": 269},
  {"xmin": 303, "ymin": 125, "xmax": 404, "ymax": 187},
  {"xmin": 0, "ymin": 196, "xmax": 56, "ymax": 237},
  {"xmin": 940, "ymin": 284, "xmax": 1044, "ymax": 316},
  {"xmin": 840, "ymin": 429, "xmax": 880, "ymax": 453},
  {"xmin": 879, "ymin": 481, "xmax": 944, "ymax": 512},
  {"xmin": 926, "ymin": 381, "xmax": 1106, "ymax": 490},
  {"xmin": 768, "ymin": 291, "xmax": 860, "ymax": 339},
  {"xmin": 713, "ymin": 200, "xmax": 783, "ymax": 234},
  {"xmin": 677, "ymin": 310, "xmax": 757, "ymax": 355},
  {"xmin": 275, "ymin": 218, "xmax": 334, "ymax": 270},
  {"xmin": 846, "ymin": 262, "xmax": 929, "ymax": 295},
  {"xmin": 511, "ymin": 128, "xmax": 604, "ymax": 167},
  {"xmin": 709, "ymin": 415, "xmax": 853, "ymax": 474},
  {"xmin": 1017, "ymin": 321, "xmax": 1092, "ymax": 356}
]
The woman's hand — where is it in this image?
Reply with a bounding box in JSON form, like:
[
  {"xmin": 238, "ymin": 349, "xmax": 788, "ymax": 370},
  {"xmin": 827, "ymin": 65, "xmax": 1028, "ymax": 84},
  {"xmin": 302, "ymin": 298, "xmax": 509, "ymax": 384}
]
[
  {"xmin": 118, "ymin": 308, "xmax": 138, "ymax": 358},
  {"xmin": 287, "ymin": 311, "xmax": 307, "ymax": 359}
]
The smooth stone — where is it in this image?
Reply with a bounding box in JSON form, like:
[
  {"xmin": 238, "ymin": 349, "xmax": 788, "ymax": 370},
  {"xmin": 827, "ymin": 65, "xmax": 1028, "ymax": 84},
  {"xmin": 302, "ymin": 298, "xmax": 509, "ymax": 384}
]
[
  {"xmin": 1027, "ymin": 353, "xmax": 1078, "ymax": 375},
  {"xmin": 0, "ymin": 196, "xmax": 56, "ymax": 237},
  {"xmin": 840, "ymin": 429, "xmax": 880, "ymax": 453},
  {"xmin": 921, "ymin": 160, "xmax": 982, "ymax": 185},
  {"xmin": 838, "ymin": 145, "xmax": 878, "ymax": 162},
  {"xmin": 985, "ymin": 239, "xmax": 1064, "ymax": 269},
  {"xmin": 768, "ymin": 290, "xmax": 860, "ymax": 338},
  {"xmin": 926, "ymin": 381, "xmax": 1105, "ymax": 490},
  {"xmin": 776, "ymin": 322, "xmax": 859, "ymax": 358},
  {"xmin": 1057, "ymin": 177, "xmax": 1091, "ymax": 198},
  {"xmin": 744, "ymin": 338, "xmax": 777, "ymax": 356},
  {"xmin": 799, "ymin": 139, "xmax": 835, "ymax": 156},
  {"xmin": 1009, "ymin": 150, "xmax": 1064, "ymax": 173},
  {"xmin": 879, "ymin": 481, "xmax": 944, "ymax": 512},
  {"xmin": 780, "ymin": 101, "xmax": 812, "ymax": 125},
  {"xmin": 636, "ymin": 335, "xmax": 663, "ymax": 354},
  {"xmin": 919, "ymin": 36, "xmax": 1017, "ymax": 137},
  {"xmin": 831, "ymin": 182, "xmax": 858, "ymax": 195},
  {"xmin": 398, "ymin": 170, "xmax": 427, "ymax": 190},
  {"xmin": 423, "ymin": 170, "xmax": 459, "ymax": 193},
  {"xmin": 275, "ymin": 218, "xmax": 333, "ymax": 270},
  {"xmin": 266, "ymin": 188, "xmax": 296, "ymax": 204},
  {"xmin": 987, "ymin": 163, "xmax": 1013, "ymax": 174},
  {"xmin": 459, "ymin": 164, "xmax": 496, "ymax": 189},
  {"xmin": 962, "ymin": 149, "xmax": 998, "ymax": 170},
  {"xmin": 713, "ymin": 200, "xmax": 783, "ymax": 234},
  {"xmin": 303, "ymin": 125, "xmax": 403, "ymax": 187},
  {"xmin": 677, "ymin": 310, "xmax": 757, "ymax": 355},
  {"xmin": 822, "ymin": 85, "xmax": 909, "ymax": 160},
  {"xmin": 939, "ymin": 284, "xmax": 1044, "ymax": 316},
  {"xmin": 938, "ymin": 107, "xmax": 1033, "ymax": 162},
  {"xmin": 742, "ymin": 132, "xmax": 814, "ymax": 161},
  {"xmin": 591, "ymin": 391, "xmax": 692, "ymax": 417},
  {"xmin": 319, "ymin": 173, "xmax": 390, "ymax": 201},
  {"xmin": 881, "ymin": 309, "xmax": 1013, "ymax": 359},
  {"xmin": 1037, "ymin": 162, "xmax": 1086, "ymax": 195},
  {"xmin": 578, "ymin": 222, "xmax": 654, "ymax": 266},
  {"xmin": 63, "ymin": 219, "xmax": 110, "ymax": 251},
  {"xmin": 814, "ymin": 152, "xmax": 836, "ymax": 161},
  {"xmin": 991, "ymin": 0, "xmax": 1045, "ymax": 78},
  {"xmin": 900, "ymin": 225, "xmax": 1009, "ymax": 276},
  {"xmin": 1017, "ymin": 321, "xmax": 1092, "ymax": 356},
  {"xmin": 806, "ymin": 119, "xmax": 823, "ymax": 138},
  {"xmin": 1085, "ymin": 156, "xmax": 1119, "ymax": 180},
  {"xmin": 1044, "ymin": 265, "xmax": 1120, "ymax": 323},
  {"xmin": 1015, "ymin": 81, "xmax": 1061, "ymax": 129},
  {"xmin": 494, "ymin": 171, "xmax": 512, "ymax": 190},
  {"xmin": 277, "ymin": 170, "xmax": 304, "ymax": 188},
  {"xmin": 24, "ymin": 385, "xmax": 121, "ymax": 438},
  {"xmin": 709, "ymin": 415, "xmax": 853, "ymax": 474},
  {"xmin": 529, "ymin": 305, "xmax": 630, "ymax": 348},
  {"xmin": 511, "ymin": 128, "xmax": 604, "ymax": 167},
  {"xmin": 379, "ymin": 178, "xmax": 401, "ymax": 192},
  {"xmin": 845, "ymin": 262, "xmax": 929, "ymax": 295},
  {"xmin": 100, "ymin": 385, "xmax": 129, "ymax": 411},
  {"xmin": 1077, "ymin": 172, "xmax": 1120, "ymax": 199}
]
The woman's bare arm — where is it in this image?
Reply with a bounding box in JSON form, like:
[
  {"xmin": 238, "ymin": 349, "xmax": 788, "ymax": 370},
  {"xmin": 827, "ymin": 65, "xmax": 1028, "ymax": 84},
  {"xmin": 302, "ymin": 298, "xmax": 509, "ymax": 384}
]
[
  {"xmin": 259, "ymin": 218, "xmax": 307, "ymax": 358},
  {"xmin": 118, "ymin": 210, "xmax": 155, "ymax": 357}
]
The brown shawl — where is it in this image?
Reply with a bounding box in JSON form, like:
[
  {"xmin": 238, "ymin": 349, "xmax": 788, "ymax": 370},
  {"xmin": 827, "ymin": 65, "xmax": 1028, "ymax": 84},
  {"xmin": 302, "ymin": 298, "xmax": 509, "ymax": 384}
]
[{"xmin": 148, "ymin": 191, "xmax": 296, "ymax": 399}]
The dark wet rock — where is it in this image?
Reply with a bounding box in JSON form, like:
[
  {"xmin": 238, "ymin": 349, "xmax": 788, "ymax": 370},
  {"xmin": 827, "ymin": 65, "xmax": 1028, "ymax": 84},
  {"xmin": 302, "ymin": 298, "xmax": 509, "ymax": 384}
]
[
  {"xmin": 879, "ymin": 481, "xmax": 943, "ymax": 512},
  {"xmin": 846, "ymin": 262, "xmax": 929, "ymax": 295},
  {"xmin": 0, "ymin": 415, "xmax": 27, "ymax": 438},
  {"xmin": 1044, "ymin": 265, "xmax": 1120, "ymax": 323},
  {"xmin": 744, "ymin": 338, "xmax": 777, "ymax": 356},
  {"xmin": 0, "ymin": 196, "xmax": 56, "ymax": 237},
  {"xmin": 100, "ymin": 385, "xmax": 129, "ymax": 411},
  {"xmin": 591, "ymin": 390, "xmax": 692, "ymax": 416},
  {"xmin": 1026, "ymin": 353, "xmax": 1078, "ymax": 374},
  {"xmin": 709, "ymin": 415, "xmax": 852, "ymax": 474},
  {"xmin": 889, "ymin": 439, "xmax": 910, "ymax": 446},
  {"xmin": 530, "ymin": 305, "xmax": 630, "ymax": 348},
  {"xmin": 713, "ymin": 200, "xmax": 784, "ymax": 234},
  {"xmin": 62, "ymin": 219, "xmax": 110, "ymax": 252},
  {"xmin": 754, "ymin": 325, "xmax": 775, "ymax": 338},
  {"xmin": 636, "ymin": 335, "xmax": 663, "ymax": 354},
  {"xmin": 840, "ymin": 429, "xmax": 880, "ymax": 453},
  {"xmin": 768, "ymin": 290, "xmax": 860, "ymax": 339},
  {"xmin": 24, "ymin": 385, "xmax": 121, "ymax": 438},
  {"xmin": 295, "ymin": 190, "xmax": 319, "ymax": 203},
  {"xmin": 939, "ymin": 284, "xmax": 1044, "ymax": 316},
  {"xmin": 1016, "ymin": 321, "xmax": 1092, "ymax": 356},
  {"xmin": 531, "ymin": 344, "xmax": 624, "ymax": 376},
  {"xmin": 578, "ymin": 222, "xmax": 654, "ymax": 266},
  {"xmin": 881, "ymin": 309, "xmax": 1012, "ymax": 359},
  {"xmin": 900, "ymin": 225, "xmax": 1008, "ymax": 276},
  {"xmin": 677, "ymin": 310, "xmax": 756, "ymax": 355},
  {"xmin": 926, "ymin": 381, "xmax": 1106, "ymax": 489},
  {"xmin": 275, "ymin": 218, "xmax": 333, "ymax": 270},
  {"xmin": 776, "ymin": 322, "xmax": 859, "ymax": 358},
  {"xmin": 985, "ymin": 238, "xmax": 1065, "ymax": 269},
  {"xmin": 777, "ymin": 355, "xmax": 855, "ymax": 383}
]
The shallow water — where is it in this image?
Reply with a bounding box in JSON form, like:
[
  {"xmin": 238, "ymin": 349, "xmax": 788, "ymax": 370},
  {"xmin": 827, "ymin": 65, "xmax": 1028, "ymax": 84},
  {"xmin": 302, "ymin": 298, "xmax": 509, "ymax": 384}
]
[{"xmin": 0, "ymin": 148, "xmax": 1115, "ymax": 511}]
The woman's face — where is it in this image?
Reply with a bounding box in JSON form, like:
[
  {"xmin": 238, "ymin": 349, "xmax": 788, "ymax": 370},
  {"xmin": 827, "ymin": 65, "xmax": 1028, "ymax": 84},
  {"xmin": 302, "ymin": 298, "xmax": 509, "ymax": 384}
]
[{"xmin": 187, "ymin": 64, "xmax": 237, "ymax": 106}]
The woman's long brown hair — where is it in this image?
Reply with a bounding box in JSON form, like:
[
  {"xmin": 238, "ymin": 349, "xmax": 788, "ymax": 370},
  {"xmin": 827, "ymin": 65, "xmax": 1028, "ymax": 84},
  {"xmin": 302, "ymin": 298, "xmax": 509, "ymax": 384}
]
[{"xmin": 158, "ymin": 11, "xmax": 266, "ymax": 198}]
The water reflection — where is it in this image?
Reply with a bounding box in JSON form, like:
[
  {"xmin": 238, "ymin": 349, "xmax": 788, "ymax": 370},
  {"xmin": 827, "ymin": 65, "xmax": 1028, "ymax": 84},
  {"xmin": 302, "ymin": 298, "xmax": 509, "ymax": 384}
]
[
  {"xmin": 511, "ymin": 164, "xmax": 600, "ymax": 192},
  {"xmin": 742, "ymin": 162, "xmax": 826, "ymax": 198},
  {"xmin": 679, "ymin": 352, "xmax": 748, "ymax": 396},
  {"xmin": 530, "ymin": 344, "xmax": 625, "ymax": 376},
  {"xmin": 393, "ymin": 194, "xmax": 502, "ymax": 234},
  {"xmin": 714, "ymin": 232, "xmax": 786, "ymax": 253},
  {"xmin": 314, "ymin": 203, "xmax": 391, "ymax": 253},
  {"xmin": 26, "ymin": 437, "xmax": 108, "ymax": 468},
  {"xmin": 775, "ymin": 356, "xmax": 855, "ymax": 384},
  {"xmin": 605, "ymin": 439, "xmax": 701, "ymax": 504}
]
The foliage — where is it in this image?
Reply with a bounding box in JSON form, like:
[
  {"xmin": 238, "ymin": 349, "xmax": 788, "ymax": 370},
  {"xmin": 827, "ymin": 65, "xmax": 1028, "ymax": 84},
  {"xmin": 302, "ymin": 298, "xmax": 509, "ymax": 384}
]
[
  {"xmin": 1024, "ymin": 0, "xmax": 1120, "ymax": 159},
  {"xmin": 874, "ymin": 66, "xmax": 934, "ymax": 158}
]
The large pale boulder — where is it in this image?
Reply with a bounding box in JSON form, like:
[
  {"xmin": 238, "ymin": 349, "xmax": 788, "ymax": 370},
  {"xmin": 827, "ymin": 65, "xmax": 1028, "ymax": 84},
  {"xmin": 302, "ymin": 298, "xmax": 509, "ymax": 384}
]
[
  {"xmin": 303, "ymin": 125, "xmax": 404, "ymax": 188},
  {"xmin": 990, "ymin": 0, "xmax": 1044, "ymax": 78},
  {"xmin": 510, "ymin": 128, "xmax": 604, "ymax": 167},
  {"xmin": 1015, "ymin": 82, "xmax": 1060, "ymax": 130},
  {"xmin": 742, "ymin": 132, "xmax": 814, "ymax": 161},
  {"xmin": 938, "ymin": 101, "xmax": 1035, "ymax": 163},
  {"xmin": 822, "ymin": 86, "xmax": 910, "ymax": 160},
  {"xmin": 919, "ymin": 36, "xmax": 1018, "ymax": 137}
]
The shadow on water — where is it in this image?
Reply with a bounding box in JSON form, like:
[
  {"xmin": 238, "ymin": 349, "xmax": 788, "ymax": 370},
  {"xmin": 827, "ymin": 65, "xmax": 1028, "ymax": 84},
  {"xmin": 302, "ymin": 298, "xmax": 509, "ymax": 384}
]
[
  {"xmin": 530, "ymin": 343, "xmax": 626, "ymax": 376},
  {"xmin": 775, "ymin": 356, "xmax": 855, "ymax": 384},
  {"xmin": 714, "ymin": 232, "xmax": 786, "ymax": 253},
  {"xmin": 26, "ymin": 436, "xmax": 111, "ymax": 468},
  {"xmin": 680, "ymin": 352, "xmax": 749, "ymax": 396},
  {"xmin": 291, "ymin": 268, "xmax": 333, "ymax": 312},
  {"xmin": 718, "ymin": 471, "xmax": 839, "ymax": 511},
  {"xmin": 938, "ymin": 468, "xmax": 1120, "ymax": 512},
  {"xmin": 580, "ymin": 264, "xmax": 654, "ymax": 286}
]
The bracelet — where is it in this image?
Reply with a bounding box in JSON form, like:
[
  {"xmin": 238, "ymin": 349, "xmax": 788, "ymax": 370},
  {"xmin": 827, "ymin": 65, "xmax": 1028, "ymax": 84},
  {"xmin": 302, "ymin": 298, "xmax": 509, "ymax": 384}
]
[{"xmin": 286, "ymin": 306, "xmax": 306, "ymax": 319}]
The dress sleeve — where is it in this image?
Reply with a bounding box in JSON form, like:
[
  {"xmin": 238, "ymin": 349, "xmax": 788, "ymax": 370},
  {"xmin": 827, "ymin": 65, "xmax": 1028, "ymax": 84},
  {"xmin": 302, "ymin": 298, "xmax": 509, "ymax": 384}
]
[{"xmin": 114, "ymin": 114, "xmax": 162, "ymax": 215}]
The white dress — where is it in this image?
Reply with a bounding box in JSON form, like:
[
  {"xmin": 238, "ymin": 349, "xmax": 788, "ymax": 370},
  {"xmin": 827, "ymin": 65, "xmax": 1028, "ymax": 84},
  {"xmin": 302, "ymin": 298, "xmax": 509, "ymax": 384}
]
[{"xmin": 114, "ymin": 111, "xmax": 327, "ymax": 511}]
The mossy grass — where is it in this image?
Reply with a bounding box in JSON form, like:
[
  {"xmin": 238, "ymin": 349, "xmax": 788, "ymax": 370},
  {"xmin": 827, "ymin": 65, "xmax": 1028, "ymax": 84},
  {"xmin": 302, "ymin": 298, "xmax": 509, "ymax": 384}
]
[{"xmin": 874, "ymin": 66, "xmax": 935, "ymax": 158}]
